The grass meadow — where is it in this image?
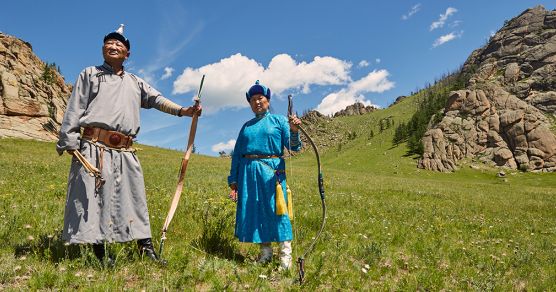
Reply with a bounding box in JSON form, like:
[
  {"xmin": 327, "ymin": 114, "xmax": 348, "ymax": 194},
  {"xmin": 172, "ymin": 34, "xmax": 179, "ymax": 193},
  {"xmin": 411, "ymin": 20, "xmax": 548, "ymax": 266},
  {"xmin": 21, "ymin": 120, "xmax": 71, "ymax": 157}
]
[{"xmin": 1, "ymin": 94, "xmax": 555, "ymax": 290}]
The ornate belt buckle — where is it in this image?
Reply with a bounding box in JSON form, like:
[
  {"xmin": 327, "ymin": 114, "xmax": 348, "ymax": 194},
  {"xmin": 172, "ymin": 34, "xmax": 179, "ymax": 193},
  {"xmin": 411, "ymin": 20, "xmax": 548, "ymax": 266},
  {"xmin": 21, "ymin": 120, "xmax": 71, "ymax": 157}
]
[{"xmin": 109, "ymin": 133, "xmax": 122, "ymax": 147}]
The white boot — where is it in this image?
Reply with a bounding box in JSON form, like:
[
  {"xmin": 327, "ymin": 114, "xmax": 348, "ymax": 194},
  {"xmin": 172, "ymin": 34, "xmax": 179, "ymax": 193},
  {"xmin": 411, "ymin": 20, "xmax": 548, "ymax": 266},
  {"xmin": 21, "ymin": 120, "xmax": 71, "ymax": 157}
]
[
  {"xmin": 257, "ymin": 242, "xmax": 273, "ymax": 264},
  {"xmin": 279, "ymin": 241, "xmax": 292, "ymax": 270}
]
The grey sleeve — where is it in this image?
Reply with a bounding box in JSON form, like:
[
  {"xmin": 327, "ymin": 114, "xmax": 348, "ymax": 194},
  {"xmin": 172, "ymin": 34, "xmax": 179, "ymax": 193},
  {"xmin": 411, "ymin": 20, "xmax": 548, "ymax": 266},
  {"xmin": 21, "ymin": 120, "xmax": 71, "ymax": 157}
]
[
  {"xmin": 56, "ymin": 69, "xmax": 91, "ymax": 155},
  {"xmin": 138, "ymin": 78, "xmax": 183, "ymax": 116}
]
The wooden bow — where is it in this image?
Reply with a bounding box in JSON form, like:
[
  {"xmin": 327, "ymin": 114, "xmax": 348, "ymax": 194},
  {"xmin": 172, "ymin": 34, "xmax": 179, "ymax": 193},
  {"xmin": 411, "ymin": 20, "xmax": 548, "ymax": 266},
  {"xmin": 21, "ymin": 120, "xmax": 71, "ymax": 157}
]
[{"xmin": 159, "ymin": 75, "xmax": 205, "ymax": 257}]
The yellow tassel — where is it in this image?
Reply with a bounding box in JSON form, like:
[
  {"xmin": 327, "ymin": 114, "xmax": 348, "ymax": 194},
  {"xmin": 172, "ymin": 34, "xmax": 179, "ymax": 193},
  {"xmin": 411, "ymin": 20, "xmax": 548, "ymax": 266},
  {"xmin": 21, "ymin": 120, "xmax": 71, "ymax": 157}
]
[
  {"xmin": 275, "ymin": 180, "xmax": 287, "ymax": 215},
  {"xmin": 286, "ymin": 184, "xmax": 293, "ymax": 221}
]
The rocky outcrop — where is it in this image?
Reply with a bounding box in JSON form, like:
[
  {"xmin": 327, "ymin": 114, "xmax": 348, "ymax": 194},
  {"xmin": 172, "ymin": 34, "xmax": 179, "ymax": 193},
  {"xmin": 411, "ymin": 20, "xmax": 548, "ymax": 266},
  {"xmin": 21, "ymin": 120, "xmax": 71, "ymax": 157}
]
[
  {"xmin": 391, "ymin": 95, "xmax": 408, "ymax": 106},
  {"xmin": 0, "ymin": 33, "xmax": 70, "ymax": 141},
  {"xmin": 419, "ymin": 6, "xmax": 556, "ymax": 172},
  {"xmin": 333, "ymin": 102, "xmax": 376, "ymax": 117}
]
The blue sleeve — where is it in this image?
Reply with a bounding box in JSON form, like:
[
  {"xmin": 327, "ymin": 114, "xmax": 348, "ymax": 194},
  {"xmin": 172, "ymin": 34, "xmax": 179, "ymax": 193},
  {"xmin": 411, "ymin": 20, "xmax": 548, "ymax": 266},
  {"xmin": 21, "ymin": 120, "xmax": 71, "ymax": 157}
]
[
  {"xmin": 227, "ymin": 125, "xmax": 245, "ymax": 185},
  {"xmin": 281, "ymin": 115, "xmax": 302, "ymax": 152}
]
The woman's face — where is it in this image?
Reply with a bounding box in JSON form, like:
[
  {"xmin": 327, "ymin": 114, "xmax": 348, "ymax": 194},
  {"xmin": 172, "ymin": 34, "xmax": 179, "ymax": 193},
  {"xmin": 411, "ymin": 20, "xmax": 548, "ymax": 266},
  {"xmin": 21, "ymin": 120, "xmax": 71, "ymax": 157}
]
[{"xmin": 249, "ymin": 94, "xmax": 270, "ymax": 114}]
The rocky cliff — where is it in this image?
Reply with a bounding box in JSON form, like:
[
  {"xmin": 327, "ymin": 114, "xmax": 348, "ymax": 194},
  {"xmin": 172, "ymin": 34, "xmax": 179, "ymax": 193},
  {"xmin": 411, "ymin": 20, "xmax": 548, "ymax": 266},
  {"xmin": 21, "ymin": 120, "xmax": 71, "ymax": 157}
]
[
  {"xmin": 419, "ymin": 6, "xmax": 556, "ymax": 172},
  {"xmin": 333, "ymin": 102, "xmax": 376, "ymax": 117},
  {"xmin": 0, "ymin": 33, "xmax": 70, "ymax": 141}
]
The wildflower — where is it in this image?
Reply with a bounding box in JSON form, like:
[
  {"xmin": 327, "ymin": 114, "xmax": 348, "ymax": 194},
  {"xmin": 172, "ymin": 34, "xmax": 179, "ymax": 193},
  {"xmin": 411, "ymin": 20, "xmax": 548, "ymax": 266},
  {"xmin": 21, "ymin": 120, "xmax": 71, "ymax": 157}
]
[
  {"xmin": 27, "ymin": 235, "xmax": 34, "ymax": 241},
  {"xmin": 258, "ymin": 274, "xmax": 267, "ymax": 279},
  {"xmin": 361, "ymin": 267, "xmax": 368, "ymax": 273},
  {"xmin": 24, "ymin": 224, "xmax": 32, "ymax": 229}
]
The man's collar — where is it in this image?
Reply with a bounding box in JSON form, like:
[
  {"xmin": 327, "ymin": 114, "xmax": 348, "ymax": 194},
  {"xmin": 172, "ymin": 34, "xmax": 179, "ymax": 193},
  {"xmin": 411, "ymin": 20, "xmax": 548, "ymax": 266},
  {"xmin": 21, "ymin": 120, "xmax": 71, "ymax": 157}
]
[{"xmin": 101, "ymin": 61, "xmax": 125, "ymax": 75}]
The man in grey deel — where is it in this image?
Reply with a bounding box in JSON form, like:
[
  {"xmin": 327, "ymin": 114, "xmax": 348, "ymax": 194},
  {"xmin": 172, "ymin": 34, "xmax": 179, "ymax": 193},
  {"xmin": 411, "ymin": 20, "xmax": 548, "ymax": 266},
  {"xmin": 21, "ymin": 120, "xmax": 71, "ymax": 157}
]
[{"xmin": 56, "ymin": 24, "xmax": 201, "ymax": 265}]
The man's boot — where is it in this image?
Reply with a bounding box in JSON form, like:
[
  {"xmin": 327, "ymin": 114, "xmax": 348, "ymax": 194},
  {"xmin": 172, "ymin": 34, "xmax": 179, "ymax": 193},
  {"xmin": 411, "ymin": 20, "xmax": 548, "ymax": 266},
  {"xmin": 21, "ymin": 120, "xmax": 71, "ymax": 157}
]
[
  {"xmin": 257, "ymin": 242, "xmax": 273, "ymax": 264},
  {"xmin": 92, "ymin": 243, "xmax": 114, "ymax": 267},
  {"xmin": 279, "ymin": 241, "xmax": 292, "ymax": 270},
  {"xmin": 137, "ymin": 238, "xmax": 166, "ymax": 264}
]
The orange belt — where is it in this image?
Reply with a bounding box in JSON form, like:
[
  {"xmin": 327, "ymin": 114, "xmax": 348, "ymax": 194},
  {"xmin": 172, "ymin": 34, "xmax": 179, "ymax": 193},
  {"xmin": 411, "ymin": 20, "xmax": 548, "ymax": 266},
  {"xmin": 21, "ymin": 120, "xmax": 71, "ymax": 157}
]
[
  {"xmin": 82, "ymin": 127, "xmax": 134, "ymax": 149},
  {"xmin": 243, "ymin": 154, "xmax": 281, "ymax": 159}
]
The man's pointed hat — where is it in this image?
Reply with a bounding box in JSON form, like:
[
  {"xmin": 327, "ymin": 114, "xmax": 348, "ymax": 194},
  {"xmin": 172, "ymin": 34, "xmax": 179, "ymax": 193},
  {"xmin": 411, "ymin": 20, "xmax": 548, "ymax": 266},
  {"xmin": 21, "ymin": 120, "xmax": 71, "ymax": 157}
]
[{"xmin": 103, "ymin": 24, "xmax": 130, "ymax": 50}]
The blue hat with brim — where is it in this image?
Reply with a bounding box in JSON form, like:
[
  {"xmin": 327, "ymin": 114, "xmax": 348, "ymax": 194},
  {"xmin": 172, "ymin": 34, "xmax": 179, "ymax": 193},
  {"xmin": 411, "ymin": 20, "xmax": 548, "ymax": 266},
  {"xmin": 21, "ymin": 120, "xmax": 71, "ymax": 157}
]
[{"xmin": 246, "ymin": 80, "xmax": 271, "ymax": 102}]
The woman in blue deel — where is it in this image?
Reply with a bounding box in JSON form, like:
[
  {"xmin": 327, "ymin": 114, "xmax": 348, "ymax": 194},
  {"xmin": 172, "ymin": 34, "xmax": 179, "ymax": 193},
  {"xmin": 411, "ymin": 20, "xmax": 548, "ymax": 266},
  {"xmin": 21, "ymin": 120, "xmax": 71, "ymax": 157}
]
[{"xmin": 228, "ymin": 80, "xmax": 302, "ymax": 270}]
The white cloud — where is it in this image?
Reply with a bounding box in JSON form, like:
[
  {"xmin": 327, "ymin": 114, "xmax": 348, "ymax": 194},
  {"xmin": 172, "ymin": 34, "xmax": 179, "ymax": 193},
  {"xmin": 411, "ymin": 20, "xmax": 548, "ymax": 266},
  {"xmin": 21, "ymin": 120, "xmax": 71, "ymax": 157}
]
[
  {"xmin": 212, "ymin": 139, "xmax": 236, "ymax": 153},
  {"xmin": 173, "ymin": 53, "xmax": 351, "ymax": 114},
  {"xmin": 449, "ymin": 20, "xmax": 462, "ymax": 28},
  {"xmin": 358, "ymin": 60, "xmax": 369, "ymax": 68},
  {"xmin": 375, "ymin": 58, "xmax": 381, "ymax": 64},
  {"xmin": 315, "ymin": 69, "xmax": 394, "ymax": 115},
  {"xmin": 137, "ymin": 69, "xmax": 155, "ymax": 85},
  {"xmin": 161, "ymin": 67, "xmax": 174, "ymax": 80},
  {"xmin": 402, "ymin": 3, "xmax": 421, "ymax": 20},
  {"xmin": 430, "ymin": 7, "xmax": 457, "ymax": 31},
  {"xmin": 432, "ymin": 31, "xmax": 463, "ymax": 47}
]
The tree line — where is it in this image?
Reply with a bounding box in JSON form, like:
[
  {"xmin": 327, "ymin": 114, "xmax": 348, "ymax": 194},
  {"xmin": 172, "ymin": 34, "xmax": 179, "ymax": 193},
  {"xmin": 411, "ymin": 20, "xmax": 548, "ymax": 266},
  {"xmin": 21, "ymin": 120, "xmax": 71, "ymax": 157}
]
[{"xmin": 392, "ymin": 67, "xmax": 472, "ymax": 156}]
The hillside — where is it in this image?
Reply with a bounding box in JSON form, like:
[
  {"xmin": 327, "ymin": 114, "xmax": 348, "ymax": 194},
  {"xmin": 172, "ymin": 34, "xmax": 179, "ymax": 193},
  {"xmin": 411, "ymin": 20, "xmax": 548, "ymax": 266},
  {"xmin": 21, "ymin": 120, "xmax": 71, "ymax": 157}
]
[{"xmin": 1, "ymin": 129, "xmax": 555, "ymax": 290}]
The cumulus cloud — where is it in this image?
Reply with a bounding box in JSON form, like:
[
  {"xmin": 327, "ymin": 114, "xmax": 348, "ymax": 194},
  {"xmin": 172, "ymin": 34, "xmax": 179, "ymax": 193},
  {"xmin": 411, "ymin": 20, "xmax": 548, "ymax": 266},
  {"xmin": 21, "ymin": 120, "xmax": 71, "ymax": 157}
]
[
  {"xmin": 173, "ymin": 53, "xmax": 351, "ymax": 114},
  {"xmin": 212, "ymin": 139, "xmax": 236, "ymax": 153},
  {"xmin": 315, "ymin": 69, "xmax": 394, "ymax": 115},
  {"xmin": 430, "ymin": 7, "xmax": 457, "ymax": 31},
  {"xmin": 358, "ymin": 60, "xmax": 369, "ymax": 68},
  {"xmin": 402, "ymin": 3, "xmax": 421, "ymax": 20},
  {"xmin": 432, "ymin": 31, "xmax": 463, "ymax": 47},
  {"xmin": 161, "ymin": 67, "xmax": 175, "ymax": 80}
]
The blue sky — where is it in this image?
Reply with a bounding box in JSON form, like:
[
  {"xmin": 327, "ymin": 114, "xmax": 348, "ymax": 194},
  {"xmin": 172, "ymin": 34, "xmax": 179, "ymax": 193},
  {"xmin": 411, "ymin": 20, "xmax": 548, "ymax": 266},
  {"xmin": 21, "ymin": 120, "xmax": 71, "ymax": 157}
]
[{"xmin": 2, "ymin": 1, "xmax": 554, "ymax": 155}]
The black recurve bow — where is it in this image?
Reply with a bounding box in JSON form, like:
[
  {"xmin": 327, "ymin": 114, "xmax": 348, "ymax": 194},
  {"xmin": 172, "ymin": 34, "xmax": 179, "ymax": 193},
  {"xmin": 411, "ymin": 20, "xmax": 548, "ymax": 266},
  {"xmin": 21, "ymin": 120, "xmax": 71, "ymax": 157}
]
[{"xmin": 288, "ymin": 94, "xmax": 327, "ymax": 284}]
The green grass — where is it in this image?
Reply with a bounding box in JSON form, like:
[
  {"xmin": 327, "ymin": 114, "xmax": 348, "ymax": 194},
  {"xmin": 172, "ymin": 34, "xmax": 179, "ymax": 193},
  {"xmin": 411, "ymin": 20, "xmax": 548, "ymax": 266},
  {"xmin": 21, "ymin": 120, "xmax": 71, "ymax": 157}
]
[{"xmin": 1, "ymin": 95, "xmax": 555, "ymax": 289}]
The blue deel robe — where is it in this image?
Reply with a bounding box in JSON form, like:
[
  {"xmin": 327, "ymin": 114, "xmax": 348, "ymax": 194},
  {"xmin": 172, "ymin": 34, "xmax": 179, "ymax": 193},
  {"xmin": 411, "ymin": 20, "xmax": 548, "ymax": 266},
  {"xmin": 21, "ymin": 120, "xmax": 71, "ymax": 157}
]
[{"xmin": 228, "ymin": 112, "xmax": 301, "ymax": 243}]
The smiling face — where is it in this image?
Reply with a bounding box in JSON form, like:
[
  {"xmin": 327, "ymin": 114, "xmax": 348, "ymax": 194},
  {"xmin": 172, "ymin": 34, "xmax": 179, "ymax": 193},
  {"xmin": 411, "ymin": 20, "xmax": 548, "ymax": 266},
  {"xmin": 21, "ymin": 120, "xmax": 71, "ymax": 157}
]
[
  {"xmin": 249, "ymin": 94, "xmax": 270, "ymax": 114},
  {"xmin": 102, "ymin": 39, "xmax": 130, "ymax": 66}
]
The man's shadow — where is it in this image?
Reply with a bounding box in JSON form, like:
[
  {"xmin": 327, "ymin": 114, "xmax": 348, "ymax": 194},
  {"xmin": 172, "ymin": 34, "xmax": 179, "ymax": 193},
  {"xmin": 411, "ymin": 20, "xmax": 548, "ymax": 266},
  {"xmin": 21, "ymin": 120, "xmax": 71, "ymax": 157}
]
[{"xmin": 14, "ymin": 230, "xmax": 82, "ymax": 263}]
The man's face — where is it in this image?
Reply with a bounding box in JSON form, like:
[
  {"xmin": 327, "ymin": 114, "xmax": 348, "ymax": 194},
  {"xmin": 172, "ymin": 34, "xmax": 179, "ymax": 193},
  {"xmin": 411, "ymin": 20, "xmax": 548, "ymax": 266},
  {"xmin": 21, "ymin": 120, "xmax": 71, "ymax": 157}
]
[
  {"xmin": 249, "ymin": 94, "xmax": 270, "ymax": 114},
  {"xmin": 102, "ymin": 39, "xmax": 129, "ymax": 64}
]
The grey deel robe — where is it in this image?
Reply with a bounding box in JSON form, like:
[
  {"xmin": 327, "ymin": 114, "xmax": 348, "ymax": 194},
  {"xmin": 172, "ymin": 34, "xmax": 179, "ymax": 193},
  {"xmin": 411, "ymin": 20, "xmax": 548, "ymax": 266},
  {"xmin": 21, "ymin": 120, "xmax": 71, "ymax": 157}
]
[{"xmin": 57, "ymin": 62, "xmax": 182, "ymax": 244}]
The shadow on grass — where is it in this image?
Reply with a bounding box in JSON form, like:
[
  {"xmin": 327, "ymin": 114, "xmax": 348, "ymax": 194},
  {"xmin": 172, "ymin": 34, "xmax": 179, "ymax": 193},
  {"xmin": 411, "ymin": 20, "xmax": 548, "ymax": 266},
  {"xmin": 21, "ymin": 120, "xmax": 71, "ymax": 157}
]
[
  {"xmin": 13, "ymin": 230, "xmax": 82, "ymax": 263},
  {"xmin": 13, "ymin": 231, "xmax": 145, "ymax": 268}
]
